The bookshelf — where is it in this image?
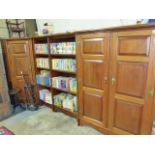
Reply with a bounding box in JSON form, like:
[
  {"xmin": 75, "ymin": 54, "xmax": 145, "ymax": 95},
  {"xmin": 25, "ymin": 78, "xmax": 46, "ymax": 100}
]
[
  {"xmin": 33, "ymin": 33, "xmax": 78, "ymax": 118},
  {"xmin": 33, "ymin": 37, "xmax": 52, "ymax": 107}
]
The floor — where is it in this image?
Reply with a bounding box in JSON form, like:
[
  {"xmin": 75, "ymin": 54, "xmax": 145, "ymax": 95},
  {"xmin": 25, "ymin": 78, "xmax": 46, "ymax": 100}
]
[{"xmin": 0, "ymin": 107, "xmax": 102, "ymax": 135}]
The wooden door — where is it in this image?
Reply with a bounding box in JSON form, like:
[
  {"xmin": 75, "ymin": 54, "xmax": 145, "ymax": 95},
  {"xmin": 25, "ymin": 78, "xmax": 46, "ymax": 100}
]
[
  {"xmin": 76, "ymin": 32, "xmax": 110, "ymax": 128},
  {"xmin": 108, "ymin": 30, "xmax": 155, "ymax": 134},
  {"xmin": 6, "ymin": 40, "xmax": 34, "ymax": 103}
]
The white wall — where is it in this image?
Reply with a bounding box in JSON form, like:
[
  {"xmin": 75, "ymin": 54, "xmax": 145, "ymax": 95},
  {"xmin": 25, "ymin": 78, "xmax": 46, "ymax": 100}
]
[{"xmin": 36, "ymin": 19, "xmax": 137, "ymax": 34}]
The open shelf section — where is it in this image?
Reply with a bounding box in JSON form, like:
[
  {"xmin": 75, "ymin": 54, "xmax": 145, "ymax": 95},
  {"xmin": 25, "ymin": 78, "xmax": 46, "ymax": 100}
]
[
  {"xmin": 52, "ymin": 87, "xmax": 77, "ymax": 95},
  {"xmin": 53, "ymin": 105, "xmax": 77, "ymax": 118},
  {"xmin": 33, "ymin": 33, "xmax": 77, "ymax": 119}
]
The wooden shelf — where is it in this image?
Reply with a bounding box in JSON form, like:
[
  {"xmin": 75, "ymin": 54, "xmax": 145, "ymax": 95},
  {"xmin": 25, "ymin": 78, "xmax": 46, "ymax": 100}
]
[
  {"xmin": 50, "ymin": 54, "xmax": 76, "ymax": 57},
  {"xmin": 51, "ymin": 69, "xmax": 76, "ymax": 74},
  {"xmin": 52, "ymin": 87, "xmax": 77, "ymax": 95},
  {"xmin": 54, "ymin": 105, "xmax": 77, "ymax": 117},
  {"xmin": 35, "ymin": 53, "xmax": 49, "ymax": 57},
  {"xmin": 36, "ymin": 67, "xmax": 50, "ymax": 70},
  {"xmin": 40, "ymin": 99, "xmax": 53, "ymax": 108},
  {"xmin": 37, "ymin": 84, "xmax": 51, "ymax": 89}
]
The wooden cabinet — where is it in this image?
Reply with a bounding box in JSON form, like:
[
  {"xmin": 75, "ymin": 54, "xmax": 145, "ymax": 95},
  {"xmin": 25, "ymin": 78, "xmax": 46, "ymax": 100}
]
[
  {"xmin": 77, "ymin": 28, "xmax": 155, "ymax": 135},
  {"xmin": 108, "ymin": 30, "xmax": 155, "ymax": 134},
  {"xmin": 3, "ymin": 39, "xmax": 35, "ymax": 103},
  {"xmin": 76, "ymin": 33, "xmax": 110, "ymax": 129}
]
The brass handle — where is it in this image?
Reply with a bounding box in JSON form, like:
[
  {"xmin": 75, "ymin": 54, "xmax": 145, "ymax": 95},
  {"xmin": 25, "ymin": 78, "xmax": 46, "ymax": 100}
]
[
  {"xmin": 147, "ymin": 88, "xmax": 154, "ymax": 97},
  {"xmin": 111, "ymin": 77, "xmax": 116, "ymax": 85}
]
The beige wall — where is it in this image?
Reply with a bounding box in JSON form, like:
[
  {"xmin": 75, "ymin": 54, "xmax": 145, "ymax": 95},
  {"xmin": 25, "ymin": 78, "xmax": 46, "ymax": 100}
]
[
  {"xmin": 0, "ymin": 19, "xmax": 9, "ymax": 38},
  {"xmin": 36, "ymin": 19, "xmax": 137, "ymax": 34},
  {"xmin": 0, "ymin": 19, "xmax": 25, "ymax": 38}
]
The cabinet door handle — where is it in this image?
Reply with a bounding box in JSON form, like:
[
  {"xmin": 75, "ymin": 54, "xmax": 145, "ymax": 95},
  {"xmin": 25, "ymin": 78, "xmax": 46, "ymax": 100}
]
[
  {"xmin": 111, "ymin": 77, "xmax": 116, "ymax": 85},
  {"xmin": 147, "ymin": 88, "xmax": 154, "ymax": 97}
]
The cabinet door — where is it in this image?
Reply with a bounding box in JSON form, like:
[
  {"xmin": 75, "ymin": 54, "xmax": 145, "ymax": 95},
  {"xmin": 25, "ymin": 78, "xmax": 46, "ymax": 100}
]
[
  {"xmin": 108, "ymin": 30, "xmax": 155, "ymax": 134},
  {"xmin": 76, "ymin": 32, "xmax": 110, "ymax": 127},
  {"xmin": 7, "ymin": 40, "xmax": 34, "ymax": 103}
]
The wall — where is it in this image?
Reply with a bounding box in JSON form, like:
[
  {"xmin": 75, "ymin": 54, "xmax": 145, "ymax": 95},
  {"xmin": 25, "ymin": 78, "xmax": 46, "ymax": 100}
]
[
  {"xmin": 36, "ymin": 19, "xmax": 137, "ymax": 34},
  {"xmin": 0, "ymin": 19, "xmax": 11, "ymax": 117}
]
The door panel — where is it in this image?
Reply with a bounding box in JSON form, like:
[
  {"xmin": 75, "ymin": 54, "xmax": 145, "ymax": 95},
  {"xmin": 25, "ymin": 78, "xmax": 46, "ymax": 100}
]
[
  {"xmin": 116, "ymin": 61, "xmax": 148, "ymax": 98},
  {"xmin": 83, "ymin": 38, "xmax": 104, "ymax": 54},
  {"xmin": 83, "ymin": 90, "xmax": 103, "ymax": 122},
  {"xmin": 109, "ymin": 30, "xmax": 155, "ymax": 134},
  {"xmin": 7, "ymin": 40, "xmax": 34, "ymax": 103},
  {"xmin": 83, "ymin": 59, "xmax": 104, "ymax": 89},
  {"xmin": 118, "ymin": 36, "xmax": 150, "ymax": 56},
  {"xmin": 77, "ymin": 32, "xmax": 110, "ymax": 127},
  {"xmin": 114, "ymin": 99, "xmax": 143, "ymax": 134}
]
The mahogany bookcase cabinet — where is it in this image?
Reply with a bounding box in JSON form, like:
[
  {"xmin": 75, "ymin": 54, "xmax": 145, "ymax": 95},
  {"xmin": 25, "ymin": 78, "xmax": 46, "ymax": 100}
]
[{"xmin": 3, "ymin": 23, "xmax": 155, "ymax": 135}]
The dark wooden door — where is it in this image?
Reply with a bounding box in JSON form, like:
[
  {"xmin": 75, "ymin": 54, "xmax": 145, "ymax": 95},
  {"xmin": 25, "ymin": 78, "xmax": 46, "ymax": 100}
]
[
  {"xmin": 77, "ymin": 32, "xmax": 110, "ymax": 128},
  {"xmin": 108, "ymin": 30, "xmax": 155, "ymax": 134},
  {"xmin": 6, "ymin": 40, "xmax": 34, "ymax": 103}
]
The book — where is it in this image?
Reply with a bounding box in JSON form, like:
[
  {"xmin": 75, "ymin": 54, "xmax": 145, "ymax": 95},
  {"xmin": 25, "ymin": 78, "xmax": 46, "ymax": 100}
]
[
  {"xmin": 53, "ymin": 93, "xmax": 77, "ymax": 111},
  {"xmin": 52, "ymin": 59, "xmax": 76, "ymax": 72},
  {"xmin": 39, "ymin": 89, "xmax": 52, "ymax": 104},
  {"xmin": 52, "ymin": 76, "xmax": 77, "ymax": 93},
  {"xmin": 35, "ymin": 44, "xmax": 48, "ymax": 54},
  {"xmin": 36, "ymin": 58, "xmax": 50, "ymax": 69},
  {"xmin": 50, "ymin": 42, "xmax": 76, "ymax": 54}
]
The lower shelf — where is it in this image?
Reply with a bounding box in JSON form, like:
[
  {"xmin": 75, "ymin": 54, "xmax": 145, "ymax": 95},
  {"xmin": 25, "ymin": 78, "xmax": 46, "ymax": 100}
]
[
  {"xmin": 40, "ymin": 99, "xmax": 53, "ymax": 108},
  {"xmin": 39, "ymin": 99, "xmax": 77, "ymax": 118}
]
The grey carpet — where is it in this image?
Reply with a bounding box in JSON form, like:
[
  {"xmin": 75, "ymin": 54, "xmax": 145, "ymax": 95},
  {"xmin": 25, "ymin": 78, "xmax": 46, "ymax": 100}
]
[{"xmin": 0, "ymin": 106, "xmax": 102, "ymax": 135}]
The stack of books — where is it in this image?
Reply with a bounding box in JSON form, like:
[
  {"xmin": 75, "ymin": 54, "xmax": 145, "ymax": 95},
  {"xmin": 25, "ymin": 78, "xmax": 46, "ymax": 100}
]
[
  {"xmin": 52, "ymin": 76, "xmax": 77, "ymax": 93},
  {"xmin": 39, "ymin": 89, "xmax": 52, "ymax": 104},
  {"xmin": 35, "ymin": 44, "xmax": 48, "ymax": 54},
  {"xmin": 52, "ymin": 59, "xmax": 76, "ymax": 72},
  {"xmin": 50, "ymin": 42, "xmax": 76, "ymax": 54},
  {"xmin": 36, "ymin": 58, "xmax": 49, "ymax": 69},
  {"xmin": 53, "ymin": 93, "xmax": 77, "ymax": 111},
  {"xmin": 36, "ymin": 70, "xmax": 51, "ymax": 86}
]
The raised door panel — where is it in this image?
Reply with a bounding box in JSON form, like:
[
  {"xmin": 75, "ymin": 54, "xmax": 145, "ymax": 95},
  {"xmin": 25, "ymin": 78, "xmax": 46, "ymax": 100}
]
[
  {"xmin": 83, "ymin": 59, "xmax": 104, "ymax": 89},
  {"xmin": 77, "ymin": 32, "xmax": 110, "ymax": 127},
  {"xmin": 82, "ymin": 38, "xmax": 104, "ymax": 54},
  {"xmin": 114, "ymin": 100, "xmax": 143, "ymax": 134},
  {"xmin": 13, "ymin": 56, "xmax": 30, "ymax": 76},
  {"xmin": 116, "ymin": 62, "xmax": 148, "ymax": 98},
  {"xmin": 118, "ymin": 36, "xmax": 150, "ymax": 56},
  {"xmin": 83, "ymin": 90, "xmax": 103, "ymax": 122},
  {"xmin": 109, "ymin": 30, "xmax": 155, "ymax": 135}
]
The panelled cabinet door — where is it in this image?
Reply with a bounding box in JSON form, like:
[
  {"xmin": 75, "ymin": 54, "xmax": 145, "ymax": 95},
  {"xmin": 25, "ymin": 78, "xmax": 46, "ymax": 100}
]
[
  {"xmin": 108, "ymin": 30, "xmax": 155, "ymax": 134},
  {"xmin": 7, "ymin": 40, "xmax": 34, "ymax": 103},
  {"xmin": 76, "ymin": 32, "xmax": 110, "ymax": 127}
]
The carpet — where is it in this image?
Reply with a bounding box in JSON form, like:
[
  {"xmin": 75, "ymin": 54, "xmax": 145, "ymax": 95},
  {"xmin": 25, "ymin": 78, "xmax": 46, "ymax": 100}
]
[{"xmin": 0, "ymin": 107, "xmax": 102, "ymax": 135}]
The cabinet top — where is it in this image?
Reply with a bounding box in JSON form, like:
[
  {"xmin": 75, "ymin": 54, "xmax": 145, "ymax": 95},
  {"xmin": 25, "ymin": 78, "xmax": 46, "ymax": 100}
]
[{"xmin": 3, "ymin": 23, "xmax": 155, "ymax": 41}]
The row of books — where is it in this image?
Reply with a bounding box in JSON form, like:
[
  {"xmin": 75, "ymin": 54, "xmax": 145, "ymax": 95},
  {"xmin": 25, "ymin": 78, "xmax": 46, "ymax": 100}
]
[
  {"xmin": 39, "ymin": 89, "xmax": 52, "ymax": 104},
  {"xmin": 35, "ymin": 44, "xmax": 48, "ymax": 54},
  {"xmin": 36, "ymin": 58, "xmax": 50, "ymax": 69},
  {"xmin": 36, "ymin": 70, "xmax": 51, "ymax": 86},
  {"xmin": 52, "ymin": 59, "xmax": 76, "ymax": 72},
  {"xmin": 52, "ymin": 77, "xmax": 77, "ymax": 93},
  {"xmin": 50, "ymin": 42, "xmax": 76, "ymax": 54},
  {"xmin": 53, "ymin": 93, "xmax": 77, "ymax": 112}
]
